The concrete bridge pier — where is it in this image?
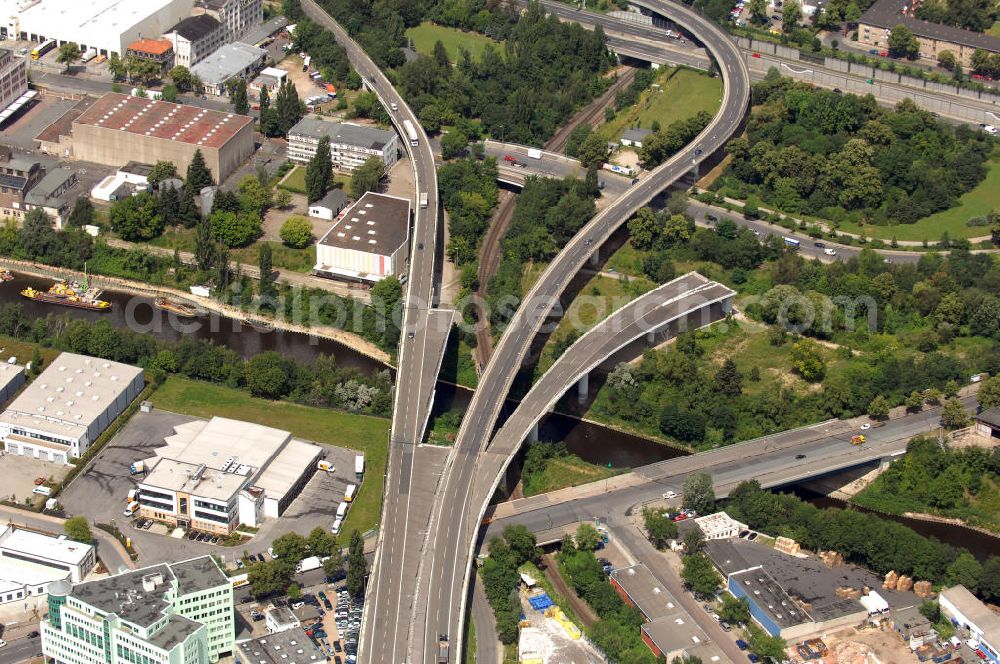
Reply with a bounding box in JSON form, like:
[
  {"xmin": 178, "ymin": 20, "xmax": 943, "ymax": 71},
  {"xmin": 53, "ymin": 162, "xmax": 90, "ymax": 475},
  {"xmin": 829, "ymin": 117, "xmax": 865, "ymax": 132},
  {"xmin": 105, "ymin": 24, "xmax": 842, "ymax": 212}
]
[
  {"xmin": 589, "ymin": 249, "xmax": 600, "ymax": 267},
  {"xmin": 647, "ymin": 329, "xmax": 657, "ymax": 345},
  {"xmin": 689, "ymin": 160, "xmax": 700, "ymax": 180},
  {"xmin": 577, "ymin": 373, "xmax": 589, "ymax": 404},
  {"xmin": 527, "ymin": 421, "xmax": 539, "ymax": 443}
]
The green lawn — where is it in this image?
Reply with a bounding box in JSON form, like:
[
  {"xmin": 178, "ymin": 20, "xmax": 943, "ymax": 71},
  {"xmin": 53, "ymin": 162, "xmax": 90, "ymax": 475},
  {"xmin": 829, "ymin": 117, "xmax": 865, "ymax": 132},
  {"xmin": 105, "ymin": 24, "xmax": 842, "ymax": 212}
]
[
  {"xmin": 405, "ymin": 22, "xmax": 500, "ymax": 61},
  {"xmin": 988, "ymin": 20, "xmax": 1000, "ymax": 36},
  {"xmin": 279, "ymin": 165, "xmax": 350, "ymax": 196},
  {"xmin": 150, "ymin": 377, "xmax": 389, "ymax": 538},
  {"xmin": 831, "ymin": 155, "xmax": 1000, "ymax": 242},
  {"xmin": 598, "ymin": 67, "xmax": 723, "ymax": 143},
  {"xmin": 522, "ymin": 453, "xmax": 623, "ymax": 497},
  {"xmin": 232, "ymin": 241, "xmax": 314, "ymax": 274}
]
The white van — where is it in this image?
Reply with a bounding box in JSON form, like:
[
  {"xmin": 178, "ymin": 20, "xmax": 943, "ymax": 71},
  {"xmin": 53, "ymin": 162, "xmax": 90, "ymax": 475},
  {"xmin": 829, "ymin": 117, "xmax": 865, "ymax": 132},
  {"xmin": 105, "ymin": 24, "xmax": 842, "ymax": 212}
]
[
  {"xmin": 32, "ymin": 486, "xmax": 52, "ymax": 496},
  {"xmin": 344, "ymin": 484, "xmax": 357, "ymax": 502},
  {"xmin": 123, "ymin": 501, "xmax": 139, "ymax": 517},
  {"xmin": 336, "ymin": 502, "xmax": 349, "ymax": 518},
  {"xmin": 127, "ymin": 488, "xmax": 138, "ymax": 501},
  {"xmin": 331, "ymin": 517, "xmax": 343, "ymax": 535}
]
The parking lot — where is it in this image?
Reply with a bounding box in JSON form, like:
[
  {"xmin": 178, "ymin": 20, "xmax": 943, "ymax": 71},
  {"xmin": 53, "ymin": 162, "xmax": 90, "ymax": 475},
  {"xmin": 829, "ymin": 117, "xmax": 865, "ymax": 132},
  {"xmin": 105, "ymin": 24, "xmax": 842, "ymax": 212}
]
[
  {"xmin": 60, "ymin": 409, "xmax": 368, "ymax": 566},
  {"xmin": 0, "ymin": 451, "xmax": 72, "ymax": 504}
]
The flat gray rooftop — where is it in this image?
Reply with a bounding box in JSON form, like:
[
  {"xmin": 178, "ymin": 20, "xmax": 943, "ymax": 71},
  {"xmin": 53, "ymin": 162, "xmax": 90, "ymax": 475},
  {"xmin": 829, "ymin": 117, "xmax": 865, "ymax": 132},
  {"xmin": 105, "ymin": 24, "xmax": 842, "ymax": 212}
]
[
  {"xmin": 316, "ymin": 191, "xmax": 410, "ymax": 256},
  {"xmin": 147, "ymin": 613, "xmax": 202, "ymax": 651},
  {"xmin": 237, "ymin": 629, "xmax": 326, "ymax": 664},
  {"xmin": 289, "ymin": 117, "xmax": 395, "ymax": 151},
  {"xmin": 72, "ymin": 564, "xmax": 173, "ymax": 627}
]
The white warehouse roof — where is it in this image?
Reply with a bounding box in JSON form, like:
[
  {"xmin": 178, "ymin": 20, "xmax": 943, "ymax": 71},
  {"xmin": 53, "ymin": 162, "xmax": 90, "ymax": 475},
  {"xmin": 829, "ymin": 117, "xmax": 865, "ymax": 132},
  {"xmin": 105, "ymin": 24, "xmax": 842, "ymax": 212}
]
[
  {"xmin": 0, "ymin": 352, "xmax": 143, "ymax": 439},
  {"xmin": 0, "ymin": 524, "xmax": 93, "ymax": 566}
]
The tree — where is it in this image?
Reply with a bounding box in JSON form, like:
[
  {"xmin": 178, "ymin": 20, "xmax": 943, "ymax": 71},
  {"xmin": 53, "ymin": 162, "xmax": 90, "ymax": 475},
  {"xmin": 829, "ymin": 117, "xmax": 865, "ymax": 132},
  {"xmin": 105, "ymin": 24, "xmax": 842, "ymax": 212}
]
[
  {"xmin": 149, "ymin": 161, "xmax": 178, "ymax": 187},
  {"xmin": 287, "ymin": 583, "xmax": 302, "ymax": 600},
  {"xmin": 642, "ymin": 507, "xmax": 678, "ymax": 549},
  {"xmin": 157, "ymin": 183, "xmax": 181, "ymax": 227},
  {"xmin": 170, "ymin": 65, "xmax": 194, "ymax": 91},
  {"xmin": 161, "ymin": 84, "xmax": 179, "ymax": 103},
  {"xmin": 236, "ymin": 175, "xmax": 272, "ymax": 217},
  {"xmin": 782, "ymin": 0, "xmax": 802, "ymax": 30},
  {"xmin": 110, "ymin": 192, "xmax": 163, "ymax": 241},
  {"xmin": 305, "ymin": 136, "xmax": 332, "ymax": 203},
  {"xmin": 64, "ymin": 516, "xmax": 92, "ymax": 543},
  {"xmin": 718, "ymin": 595, "xmax": 751, "ymax": 625},
  {"xmin": 351, "ymin": 156, "xmax": 384, "ymax": 199},
  {"xmin": 503, "ymin": 525, "xmax": 539, "ymax": 564},
  {"xmin": 440, "ymin": 130, "xmax": 469, "ymax": 160},
  {"xmin": 681, "ymin": 553, "xmax": 722, "ymax": 595},
  {"xmin": 574, "ymin": 523, "xmax": 602, "ymax": 551},
  {"xmin": 867, "ymin": 394, "xmax": 890, "ymax": 419},
  {"xmin": 938, "ymin": 50, "xmax": 957, "ymax": 70},
  {"xmin": 248, "ymin": 559, "xmax": 293, "ymax": 597},
  {"xmin": 682, "ymin": 528, "xmax": 705, "ymax": 555},
  {"xmin": 243, "ymin": 351, "xmax": 292, "ymax": 399},
  {"xmin": 280, "ymin": 216, "xmax": 313, "ymax": 248},
  {"xmin": 259, "ymin": 84, "xmax": 270, "ymax": 116},
  {"xmin": 271, "ymin": 531, "xmax": 308, "ymax": 561},
  {"xmin": 889, "ymin": 24, "xmax": 920, "ymax": 59},
  {"xmin": 228, "ymin": 78, "xmax": 249, "ymax": 115},
  {"xmin": 273, "ymin": 78, "xmax": 305, "ymax": 137},
  {"xmin": 259, "ymin": 243, "xmax": 276, "ymax": 299},
  {"xmin": 905, "ymin": 391, "xmax": 925, "ymax": 412},
  {"xmin": 67, "ymin": 197, "xmax": 95, "ymax": 228},
  {"xmin": 941, "ymin": 397, "xmax": 970, "ymax": 429},
  {"xmin": 347, "ymin": 530, "xmax": 368, "ymax": 600},
  {"xmin": 919, "ymin": 600, "xmax": 940, "ymax": 623},
  {"xmin": 324, "ymin": 551, "xmax": 346, "ymax": 580},
  {"xmin": 977, "ymin": 375, "xmax": 1000, "ymax": 409},
  {"xmin": 714, "ymin": 358, "xmax": 742, "ymax": 397},
  {"xmin": 56, "ymin": 43, "xmax": 81, "ymax": 71},
  {"xmin": 749, "ymin": 0, "xmax": 768, "ymax": 23},
  {"xmin": 628, "ymin": 207, "xmax": 659, "ymax": 251},
  {"xmin": 186, "ymin": 149, "xmax": 214, "ymax": 191},
  {"xmin": 273, "ymin": 188, "xmax": 292, "ymax": 209},
  {"xmin": 790, "ymin": 339, "xmax": 826, "ymax": 382},
  {"xmin": 210, "ymin": 210, "xmax": 260, "ymax": 247},
  {"xmin": 980, "ymin": 557, "xmax": 1000, "ymax": 603},
  {"xmin": 307, "ymin": 526, "xmax": 337, "ymax": 557},
  {"xmin": 682, "ymin": 472, "xmax": 716, "ymax": 515},
  {"xmin": 194, "ymin": 215, "xmax": 215, "ymax": 270},
  {"xmin": 748, "ymin": 625, "xmax": 788, "ymax": 660},
  {"xmin": 947, "ymin": 552, "xmax": 983, "ymax": 591},
  {"xmin": 577, "ymin": 132, "xmax": 608, "ymax": 167}
]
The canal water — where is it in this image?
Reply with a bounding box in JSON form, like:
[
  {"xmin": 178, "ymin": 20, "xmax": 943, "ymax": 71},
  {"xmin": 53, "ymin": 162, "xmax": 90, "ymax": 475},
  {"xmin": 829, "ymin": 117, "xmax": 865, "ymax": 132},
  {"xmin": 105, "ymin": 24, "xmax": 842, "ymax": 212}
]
[{"xmin": 4, "ymin": 274, "xmax": 996, "ymax": 556}]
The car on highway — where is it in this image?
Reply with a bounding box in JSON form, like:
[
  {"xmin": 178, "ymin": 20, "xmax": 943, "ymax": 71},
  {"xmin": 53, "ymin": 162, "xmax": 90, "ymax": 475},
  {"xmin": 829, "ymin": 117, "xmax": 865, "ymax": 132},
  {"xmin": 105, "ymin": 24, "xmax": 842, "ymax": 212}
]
[
  {"xmin": 860, "ymin": 423, "xmax": 871, "ymax": 430},
  {"xmin": 824, "ymin": 248, "xmax": 837, "ymax": 256},
  {"xmin": 814, "ymin": 241, "xmax": 825, "ymax": 248},
  {"xmin": 795, "ymin": 453, "xmax": 806, "ymax": 459},
  {"xmin": 751, "ymin": 52, "xmax": 761, "ymax": 58},
  {"xmin": 0, "ymin": 639, "xmax": 7, "ymax": 647},
  {"xmin": 407, "ymin": 330, "xmax": 415, "ymax": 339},
  {"xmin": 663, "ymin": 490, "xmax": 678, "ymax": 499}
]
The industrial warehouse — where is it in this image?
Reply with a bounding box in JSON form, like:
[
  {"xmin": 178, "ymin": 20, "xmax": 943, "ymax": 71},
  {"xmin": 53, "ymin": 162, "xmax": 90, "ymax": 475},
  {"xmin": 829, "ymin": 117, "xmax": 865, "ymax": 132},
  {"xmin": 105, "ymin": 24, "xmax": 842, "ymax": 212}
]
[
  {"xmin": 70, "ymin": 92, "xmax": 255, "ymax": 184},
  {"xmin": 137, "ymin": 417, "xmax": 324, "ymax": 534},
  {"xmin": 313, "ymin": 192, "xmax": 411, "ymax": 283},
  {"xmin": 0, "ymin": 353, "xmax": 144, "ymax": 464},
  {"xmin": 0, "ymin": 525, "xmax": 95, "ymax": 604}
]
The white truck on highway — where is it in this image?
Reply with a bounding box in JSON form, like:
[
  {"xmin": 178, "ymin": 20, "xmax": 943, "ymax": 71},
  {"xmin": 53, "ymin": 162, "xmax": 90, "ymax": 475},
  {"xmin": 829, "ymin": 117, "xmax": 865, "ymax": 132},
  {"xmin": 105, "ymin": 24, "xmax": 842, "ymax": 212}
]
[{"xmin": 419, "ymin": 192, "xmax": 428, "ymax": 208}]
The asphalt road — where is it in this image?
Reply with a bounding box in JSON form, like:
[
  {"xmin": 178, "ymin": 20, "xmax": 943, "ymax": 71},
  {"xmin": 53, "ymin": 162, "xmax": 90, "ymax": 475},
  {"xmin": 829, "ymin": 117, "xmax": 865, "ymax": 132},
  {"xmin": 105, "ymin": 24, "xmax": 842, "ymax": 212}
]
[
  {"xmin": 412, "ymin": 2, "xmax": 752, "ymax": 659},
  {"xmin": 0, "ymin": 636, "xmax": 41, "ymax": 664},
  {"xmin": 296, "ymin": 4, "xmax": 449, "ymax": 664},
  {"xmin": 482, "ymin": 140, "xmax": 631, "ymax": 198}
]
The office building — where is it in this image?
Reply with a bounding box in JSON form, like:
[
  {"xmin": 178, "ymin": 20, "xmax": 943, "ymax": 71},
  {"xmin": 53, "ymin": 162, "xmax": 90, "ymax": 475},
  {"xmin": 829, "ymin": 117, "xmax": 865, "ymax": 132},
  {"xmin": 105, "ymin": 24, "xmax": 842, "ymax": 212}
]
[
  {"xmin": 0, "ymin": 48, "xmax": 29, "ymax": 125},
  {"xmin": 0, "ymin": 147, "xmax": 43, "ymax": 221},
  {"xmin": 313, "ymin": 192, "xmax": 410, "ymax": 283},
  {"xmin": 164, "ymin": 14, "xmax": 225, "ymax": 68},
  {"xmin": 858, "ymin": 0, "xmax": 1000, "ymax": 67},
  {"xmin": 0, "ymin": 352, "xmax": 144, "ymax": 464},
  {"xmin": 41, "ymin": 556, "xmax": 235, "ymax": 664},
  {"xmin": 287, "ymin": 117, "xmax": 399, "ymax": 173},
  {"xmin": 0, "ymin": 524, "xmax": 95, "ymax": 604},
  {"xmin": 190, "ymin": 42, "xmax": 266, "ymax": 96},
  {"xmin": 137, "ymin": 417, "xmax": 323, "ymax": 534},
  {"xmin": 24, "ymin": 166, "xmax": 78, "ymax": 228},
  {"xmin": 235, "ymin": 630, "xmax": 325, "ymax": 664},
  {"xmin": 195, "ymin": 0, "xmax": 262, "ymax": 42},
  {"xmin": 940, "ymin": 585, "xmax": 1000, "ymax": 663},
  {"xmin": 3, "ymin": 0, "xmax": 194, "ymax": 58},
  {"xmin": 71, "ymin": 92, "xmax": 255, "ymax": 184},
  {"xmin": 125, "ymin": 38, "xmax": 175, "ymax": 72}
]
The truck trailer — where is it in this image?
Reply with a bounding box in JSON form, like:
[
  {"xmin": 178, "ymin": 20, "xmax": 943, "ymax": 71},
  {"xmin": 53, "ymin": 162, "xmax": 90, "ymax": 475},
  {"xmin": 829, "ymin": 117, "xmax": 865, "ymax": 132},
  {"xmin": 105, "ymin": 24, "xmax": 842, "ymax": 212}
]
[{"xmin": 296, "ymin": 556, "xmax": 322, "ymax": 573}]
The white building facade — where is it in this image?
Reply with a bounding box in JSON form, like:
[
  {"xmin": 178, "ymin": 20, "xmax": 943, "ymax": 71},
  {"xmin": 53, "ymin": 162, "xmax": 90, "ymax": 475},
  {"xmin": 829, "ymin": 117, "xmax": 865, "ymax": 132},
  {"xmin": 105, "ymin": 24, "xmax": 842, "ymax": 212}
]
[
  {"xmin": 313, "ymin": 192, "xmax": 410, "ymax": 283},
  {"xmin": 287, "ymin": 117, "xmax": 399, "ymax": 173},
  {"xmin": 195, "ymin": 0, "xmax": 262, "ymax": 42},
  {"xmin": 164, "ymin": 14, "xmax": 225, "ymax": 68}
]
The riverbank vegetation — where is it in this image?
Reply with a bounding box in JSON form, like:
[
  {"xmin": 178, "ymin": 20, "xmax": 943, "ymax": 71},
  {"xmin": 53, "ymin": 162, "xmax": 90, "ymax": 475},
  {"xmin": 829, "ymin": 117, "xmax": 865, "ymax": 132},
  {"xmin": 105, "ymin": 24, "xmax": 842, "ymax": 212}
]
[
  {"xmin": 520, "ymin": 442, "xmax": 623, "ymax": 497},
  {"xmin": 711, "ymin": 72, "xmax": 997, "ymax": 243},
  {"xmin": 727, "ymin": 480, "xmax": 1000, "ymax": 606},
  {"xmin": 853, "ymin": 435, "xmax": 1000, "ymax": 534},
  {"xmin": 582, "ymin": 194, "xmax": 1000, "ymax": 450}
]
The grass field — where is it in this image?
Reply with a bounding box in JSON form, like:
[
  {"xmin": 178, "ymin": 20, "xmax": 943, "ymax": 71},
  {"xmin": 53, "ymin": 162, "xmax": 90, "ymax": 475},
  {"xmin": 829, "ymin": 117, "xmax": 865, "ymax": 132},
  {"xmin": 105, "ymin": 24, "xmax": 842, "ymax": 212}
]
[
  {"xmin": 598, "ymin": 67, "xmax": 723, "ymax": 143},
  {"xmin": 988, "ymin": 20, "xmax": 1000, "ymax": 36},
  {"xmin": 799, "ymin": 155, "xmax": 1000, "ymax": 242},
  {"xmin": 0, "ymin": 335, "xmax": 62, "ymax": 368},
  {"xmin": 150, "ymin": 377, "xmax": 389, "ymax": 537},
  {"xmin": 522, "ymin": 453, "xmax": 623, "ymax": 497},
  {"xmin": 405, "ymin": 22, "xmax": 500, "ymax": 61},
  {"xmin": 151, "ymin": 230, "xmax": 314, "ymax": 274}
]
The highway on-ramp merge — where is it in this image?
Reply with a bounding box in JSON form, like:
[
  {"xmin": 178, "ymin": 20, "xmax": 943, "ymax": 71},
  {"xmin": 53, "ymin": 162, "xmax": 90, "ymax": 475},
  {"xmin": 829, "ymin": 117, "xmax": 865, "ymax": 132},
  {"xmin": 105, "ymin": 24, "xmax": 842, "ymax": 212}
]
[
  {"xmin": 413, "ymin": 2, "xmax": 752, "ymax": 660},
  {"xmin": 297, "ymin": 3, "xmax": 448, "ymax": 664}
]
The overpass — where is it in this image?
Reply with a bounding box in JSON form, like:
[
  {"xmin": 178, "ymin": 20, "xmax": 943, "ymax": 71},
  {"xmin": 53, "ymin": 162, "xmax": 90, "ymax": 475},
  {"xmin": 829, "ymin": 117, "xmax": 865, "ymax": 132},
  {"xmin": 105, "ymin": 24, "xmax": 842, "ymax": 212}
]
[
  {"xmin": 483, "ymin": 397, "xmax": 969, "ymax": 545},
  {"xmin": 296, "ymin": 3, "xmax": 455, "ymax": 664},
  {"xmin": 407, "ymin": 0, "xmax": 752, "ymax": 659},
  {"xmin": 483, "ymin": 140, "xmax": 634, "ymax": 198}
]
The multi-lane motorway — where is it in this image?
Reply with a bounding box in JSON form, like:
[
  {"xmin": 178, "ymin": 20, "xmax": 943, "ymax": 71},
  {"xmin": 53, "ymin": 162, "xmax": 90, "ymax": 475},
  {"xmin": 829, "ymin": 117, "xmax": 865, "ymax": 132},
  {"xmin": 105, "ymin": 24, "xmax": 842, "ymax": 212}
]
[
  {"xmin": 408, "ymin": 1, "xmax": 752, "ymax": 659},
  {"xmin": 297, "ymin": 3, "xmax": 453, "ymax": 663}
]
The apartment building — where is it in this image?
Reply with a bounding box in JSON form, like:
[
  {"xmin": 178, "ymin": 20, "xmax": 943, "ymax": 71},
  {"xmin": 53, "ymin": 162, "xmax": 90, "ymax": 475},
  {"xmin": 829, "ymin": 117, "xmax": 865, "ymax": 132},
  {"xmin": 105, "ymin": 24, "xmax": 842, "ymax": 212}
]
[
  {"xmin": 195, "ymin": 0, "xmax": 262, "ymax": 42},
  {"xmin": 288, "ymin": 117, "xmax": 399, "ymax": 173},
  {"xmin": 165, "ymin": 14, "xmax": 225, "ymax": 68}
]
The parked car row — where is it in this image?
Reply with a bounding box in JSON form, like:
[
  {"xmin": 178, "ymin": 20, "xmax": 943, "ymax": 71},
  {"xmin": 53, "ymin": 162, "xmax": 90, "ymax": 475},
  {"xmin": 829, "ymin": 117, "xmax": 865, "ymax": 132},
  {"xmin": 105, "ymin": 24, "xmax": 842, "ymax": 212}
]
[{"xmin": 185, "ymin": 530, "xmax": 221, "ymax": 544}]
